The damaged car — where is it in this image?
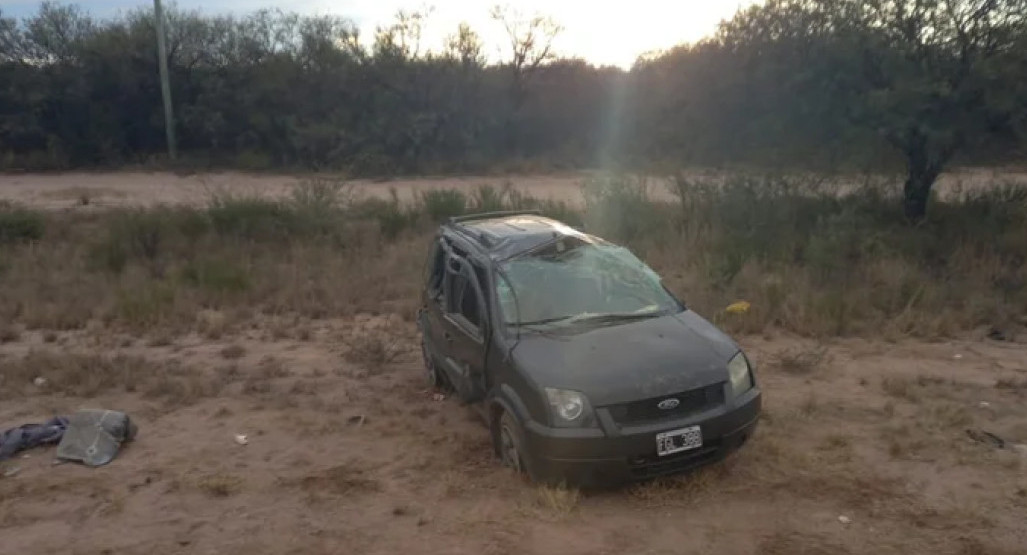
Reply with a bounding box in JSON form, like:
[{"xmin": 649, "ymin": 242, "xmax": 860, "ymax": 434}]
[{"xmin": 417, "ymin": 211, "xmax": 761, "ymax": 486}]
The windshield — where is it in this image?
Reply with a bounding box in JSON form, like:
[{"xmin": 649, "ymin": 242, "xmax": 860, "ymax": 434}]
[{"xmin": 495, "ymin": 239, "xmax": 680, "ymax": 329}]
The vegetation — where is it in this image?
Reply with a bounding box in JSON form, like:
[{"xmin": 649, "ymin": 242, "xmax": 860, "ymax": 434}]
[
  {"xmin": 0, "ymin": 176, "xmax": 1023, "ymax": 340},
  {"xmin": 1, "ymin": 1, "xmax": 1024, "ymax": 218}
]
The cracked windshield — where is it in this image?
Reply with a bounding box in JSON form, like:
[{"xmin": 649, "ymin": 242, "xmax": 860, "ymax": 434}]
[{"xmin": 497, "ymin": 239, "xmax": 679, "ymax": 327}]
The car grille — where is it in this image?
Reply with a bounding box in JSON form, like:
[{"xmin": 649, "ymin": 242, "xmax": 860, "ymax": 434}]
[
  {"xmin": 606, "ymin": 383, "xmax": 725, "ymax": 426},
  {"xmin": 628, "ymin": 441, "xmax": 723, "ymax": 480}
]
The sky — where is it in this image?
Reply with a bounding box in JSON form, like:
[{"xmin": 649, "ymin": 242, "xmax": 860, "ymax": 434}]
[{"xmin": 0, "ymin": 0, "xmax": 756, "ymax": 67}]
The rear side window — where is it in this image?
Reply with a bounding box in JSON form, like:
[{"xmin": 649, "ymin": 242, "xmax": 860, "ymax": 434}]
[
  {"xmin": 425, "ymin": 239, "xmax": 445, "ymax": 298},
  {"xmin": 446, "ymin": 272, "xmax": 480, "ymax": 328},
  {"xmin": 444, "ymin": 258, "xmax": 485, "ymax": 332}
]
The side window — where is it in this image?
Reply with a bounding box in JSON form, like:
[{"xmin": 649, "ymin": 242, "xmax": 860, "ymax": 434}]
[
  {"xmin": 458, "ymin": 275, "xmax": 480, "ymax": 328},
  {"xmin": 425, "ymin": 239, "xmax": 445, "ymax": 299},
  {"xmin": 443, "ymin": 257, "xmax": 485, "ymax": 332}
]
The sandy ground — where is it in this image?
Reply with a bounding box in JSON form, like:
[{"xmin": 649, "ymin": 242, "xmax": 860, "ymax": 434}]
[
  {"xmin": 2, "ymin": 317, "xmax": 1026, "ymax": 555},
  {"xmin": 2, "ymin": 167, "xmax": 1026, "ymax": 210}
]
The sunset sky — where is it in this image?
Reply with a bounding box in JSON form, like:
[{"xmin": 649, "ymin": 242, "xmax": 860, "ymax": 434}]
[{"xmin": 0, "ymin": 0, "xmax": 756, "ymax": 67}]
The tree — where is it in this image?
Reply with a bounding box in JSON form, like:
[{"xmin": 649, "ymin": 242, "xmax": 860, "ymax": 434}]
[
  {"xmin": 444, "ymin": 22, "xmax": 485, "ymax": 68},
  {"xmin": 489, "ymin": 5, "xmax": 562, "ymax": 154},
  {"xmin": 489, "ymin": 5, "xmax": 562, "ymax": 109},
  {"xmin": 718, "ymin": 0, "xmax": 1027, "ymax": 220}
]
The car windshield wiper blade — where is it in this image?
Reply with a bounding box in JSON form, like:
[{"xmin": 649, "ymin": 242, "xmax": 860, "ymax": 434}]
[
  {"xmin": 510, "ymin": 309, "xmax": 666, "ymax": 328},
  {"xmin": 569, "ymin": 310, "xmax": 667, "ymax": 324},
  {"xmin": 508, "ymin": 315, "xmax": 577, "ymax": 327}
]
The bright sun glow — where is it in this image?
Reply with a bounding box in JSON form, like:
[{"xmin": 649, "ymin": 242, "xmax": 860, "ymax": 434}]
[{"xmin": 1, "ymin": 0, "xmax": 756, "ymax": 67}]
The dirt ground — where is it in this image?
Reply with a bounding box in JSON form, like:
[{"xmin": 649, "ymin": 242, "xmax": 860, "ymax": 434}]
[
  {"xmin": 2, "ymin": 167, "xmax": 1026, "ymax": 210},
  {"xmin": 1, "ymin": 316, "xmax": 1026, "ymax": 555}
]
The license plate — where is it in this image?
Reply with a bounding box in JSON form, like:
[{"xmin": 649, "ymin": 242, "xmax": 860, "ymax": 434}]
[{"xmin": 656, "ymin": 425, "xmax": 703, "ymax": 456}]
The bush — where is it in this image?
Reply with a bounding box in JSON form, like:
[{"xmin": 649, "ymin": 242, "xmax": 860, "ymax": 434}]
[
  {"xmin": 418, "ymin": 189, "xmax": 467, "ymax": 222},
  {"xmin": 470, "ymin": 184, "xmax": 508, "ymax": 213},
  {"xmin": 89, "ymin": 209, "xmax": 171, "ymax": 274},
  {"xmin": 114, "ymin": 283, "xmax": 178, "ymax": 328},
  {"xmin": 350, "ymin": 189, "xmax": 414, "ymax": 240},
  {"xmin": 208, "ymin": 196, "xmax": 305, "ymax": 240},
  {"xmin": 0, "ymin": 204, "xmax": 45, "ymax": 244},
  {"xmin": 581, "ymin": 175, "xmax": 664, "ymax": 242},
  {"xmin": 181, "ymin": 259, "xmax": 251, "ymax": 293}
]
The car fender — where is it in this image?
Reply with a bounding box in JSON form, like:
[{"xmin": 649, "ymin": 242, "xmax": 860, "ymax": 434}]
[{"xmin": 486, "ymin": 383, "xmax": 534, "ymax": 451}]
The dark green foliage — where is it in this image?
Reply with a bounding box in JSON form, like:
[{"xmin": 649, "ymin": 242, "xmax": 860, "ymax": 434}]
[
  {"xmin": 0, "ymin": 5, "xmax": 610, "ymax": 174},
  {"xmin": 207, "ymin": 197, "xmax": 306, "ymax": 241},
  {"xmin": 181, "ymin": 259, "xmax": 250, "ymax": 293},
  {"xmin": 0, "ymin": 203, "xmax": 44, "ymax": 244},
  {"xmin": 1, "ymin": 2, "xmax": 1024, "ymax": 220},
  {"xmin": 419, "ymin": 189, "xmax": 468, "ymax": 222},
  {"xmin": 351, "ymin": 189, "xmax": 415, "ymax": 240},
  {"xmin": 581, "ymin": 175, "xmax": 665, "ymax": 242}
]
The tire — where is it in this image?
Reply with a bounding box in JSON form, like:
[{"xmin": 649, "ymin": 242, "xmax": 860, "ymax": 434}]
[{"xmin": 498, "ymin": 412, "xmax": 533, "ymax": 479}]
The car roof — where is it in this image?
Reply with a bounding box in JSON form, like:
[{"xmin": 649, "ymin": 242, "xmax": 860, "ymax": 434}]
[{"xmin": 443, "ymin": 212, "xmax": 599, "ymax": 261}]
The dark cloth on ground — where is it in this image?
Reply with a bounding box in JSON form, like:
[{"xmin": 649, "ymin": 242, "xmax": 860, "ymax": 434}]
[{"xmin": 0, "ymin": 417, "xmax": 69, "ymax": 461}]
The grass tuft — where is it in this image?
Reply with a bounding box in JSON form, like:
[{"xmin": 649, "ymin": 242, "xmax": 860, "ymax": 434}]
[
  {"xmin": 0, "ymin": 203, "xmax": 45, "ymax": 244},
  {"xmin": 771, "ymin": 346, "xmax": 829, "ymax": 375},
  {"xmin": 534, "ymin": 484, "xmax": 580, "ymax": 516}
]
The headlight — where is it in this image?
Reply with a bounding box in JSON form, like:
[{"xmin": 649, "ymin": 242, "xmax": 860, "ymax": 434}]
[
  {"xmin": 728, "ymin": 351, "xmax": 754, "ymax": 397},
  {"xmin": 545, "ymin": 388, "xmax": 594, "ymax": 427}
]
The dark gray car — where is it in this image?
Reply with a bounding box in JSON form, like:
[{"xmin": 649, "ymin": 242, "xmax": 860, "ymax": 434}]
[{"xmin": 417, "ymin": 211, "xmax": 761, "ymax": 487}]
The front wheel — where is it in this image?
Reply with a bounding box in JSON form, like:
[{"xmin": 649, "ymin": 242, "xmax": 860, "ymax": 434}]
[{"xmin": 499, "ymin": 412, "xmax": 533, "ymax": 478}]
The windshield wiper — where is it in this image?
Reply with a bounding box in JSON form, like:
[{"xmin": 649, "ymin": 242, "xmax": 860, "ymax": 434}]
[
  {"xmin": 569, "ymin": 310, "xmax": 668, "ymax": 325},
  {"xmin": 509, "ymin": 309, "xmax": 667, "ymax": 329},
  {"xmin": 508, "ymin": 315, "xmax": 578, "ymax": 327}
]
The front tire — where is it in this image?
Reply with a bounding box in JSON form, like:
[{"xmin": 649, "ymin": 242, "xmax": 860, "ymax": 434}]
[{"xmin": 499, "ymin": 412, "xmax": 533, "ymax": 478}]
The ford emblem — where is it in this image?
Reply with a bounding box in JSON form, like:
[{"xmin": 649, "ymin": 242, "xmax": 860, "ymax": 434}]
[{"xmin": 657, "ymin": 398, "xmax": 680, "ymax": 410}]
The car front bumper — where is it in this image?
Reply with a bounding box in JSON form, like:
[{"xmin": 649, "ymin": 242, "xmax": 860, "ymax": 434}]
[{"xmin": 521, "ymin": 387, "xmax": 761, "ymax": 487}]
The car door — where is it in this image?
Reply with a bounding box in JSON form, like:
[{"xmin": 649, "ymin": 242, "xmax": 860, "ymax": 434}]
[
  {"xmin": 420, "ymin": 237, "xmax": 450, "ymax": 371},
  {"xmin": 438, "ymin": 251, "xmax": 488, "ymax": 403}
]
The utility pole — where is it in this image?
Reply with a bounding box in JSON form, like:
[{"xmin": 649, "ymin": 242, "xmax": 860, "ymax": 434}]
[{"xmin": 154, "ymin": 0, "xmax": 177, "ymax": 160}]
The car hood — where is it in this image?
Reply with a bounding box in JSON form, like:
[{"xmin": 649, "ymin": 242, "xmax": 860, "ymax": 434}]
[{"xmin": 511, "ymin": 310, "xmax": 739, "ymax": 407}]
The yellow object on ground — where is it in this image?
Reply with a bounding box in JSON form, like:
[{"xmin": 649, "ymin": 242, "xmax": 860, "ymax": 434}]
[{"xmin": 725, "ymin": 301, "xmax": 751, "ymax": 314}]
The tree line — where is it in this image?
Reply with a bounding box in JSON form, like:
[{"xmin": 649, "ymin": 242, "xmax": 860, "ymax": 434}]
[{"xmin": 2, "ymin": 1, "xmax": 1025, "ymax": 218}]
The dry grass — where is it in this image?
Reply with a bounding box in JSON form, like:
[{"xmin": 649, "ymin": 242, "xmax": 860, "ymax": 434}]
[
  {"xmin": 758, "ymin": 531, "xmax": 851, "ymax": 555},
  {"xmin": 344, "ymin": 325, "xmax": 406, "ymax": 369},
  {"xmin": 0, "ymin": 322, "xmax": 19, "ymax": 343},
  {"xmin": 532, "ymin": 485, "xmax": 580, "ymax": 517},
  {"xmin": 0, "ymin": 349, "xmax": 221, "ymax": 404},
  {"xmin": 996, "ymin": 377, "xmax": 1027, "ymax": 391},
  {"xmin": 1, "ymin": 177, "xmax": 1024, "ymax": 343},
  {"xmin": 881, "ymin": 377, "xmax": 918, "ymax": 401},
  {"xmin": 290, "ymin": 463, "xmax": 382, "ymax": 496},
  {"xmin": 628, "ymin": 466, "xmax": 723, "ymax": 507},
  {"xmin": 196, "ymin": 473, "xmax": 243, "ymax": 497},
  {"xmin": 771, "ymin": 345, "xmax": 829, "ymax": 375},
  {"xmin": 220, "ymin": 344, "xmax": 246, "ymax": 359}
]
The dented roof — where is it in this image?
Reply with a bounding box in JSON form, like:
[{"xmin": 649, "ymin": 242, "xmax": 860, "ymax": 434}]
[{"xmin": 444, "ymin": 212, "xmax": 598, "ymax": 261}]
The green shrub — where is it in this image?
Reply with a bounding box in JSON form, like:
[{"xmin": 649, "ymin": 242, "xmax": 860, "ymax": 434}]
[
  {"xmin": 418, "ymin": 189, "xmax": 467, "ymax": 222},
  {"xmin": 470, "ymin": 184, "xmax": 508, "ymax": 213},
  {"xmin": 208, "ymin": 196, "xmax": 304, "ymax": 240},
  {"xmin": 0, "ymin": 204, "xmax": 45, "ymax": 244},
  {"xmin": 89, "ymin": 209, "xmax": 169, "ymax": 273},
  {"xmin": 181, "ymin": 259, "xmax": 251, "ymax": 293},
  {"xmin": 581, "ymin": 175, "xmax": 663, "ymax": 242},
  {"xmin": 351, "ymin": 189, "xmax": 414, "ymax": 240},
  {"xmin": 115, "ymin": 283, "xmax": 177, "ymax": 327},
  {"xmin": 234, "ymin": 150, "xmax": 273, "ymax": 171}
]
